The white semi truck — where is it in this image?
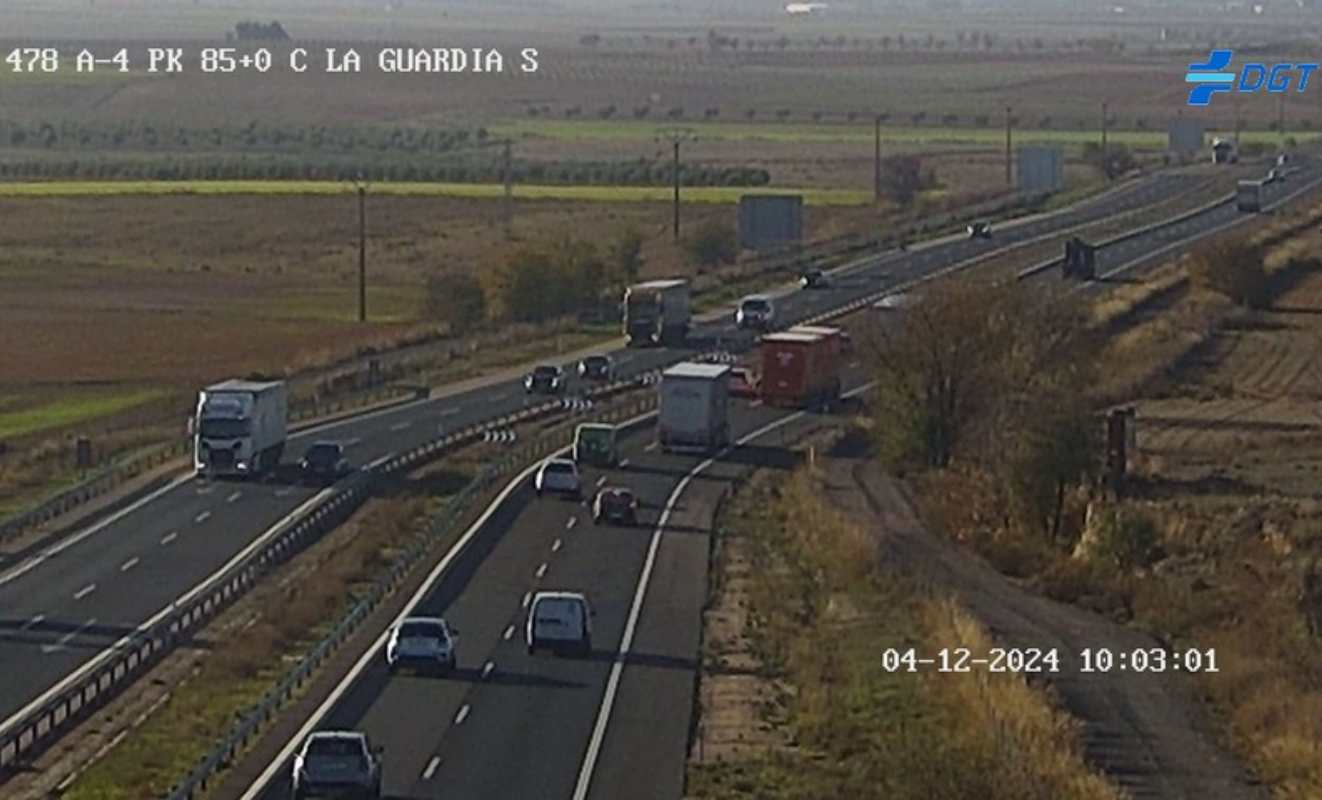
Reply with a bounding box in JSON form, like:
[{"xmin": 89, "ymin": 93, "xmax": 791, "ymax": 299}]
[
  {"xmin": 623, "ymin": 279, "xmax": 691, "ymax": 346},
  {"xmin": 192, "ymin": 379, "xmax": 288, "ymax": 478},
  {"xmin": 657, "ymin": 362, "xmax": 731, "ymax": 453}
]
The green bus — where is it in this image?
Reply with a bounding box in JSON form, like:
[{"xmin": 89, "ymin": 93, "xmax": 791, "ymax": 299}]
[{"xmin": 573, "ymin": 423, "xmax": 618, "ymax": 467}]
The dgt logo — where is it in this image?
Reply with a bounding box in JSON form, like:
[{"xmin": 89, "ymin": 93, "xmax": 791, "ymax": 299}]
[{"xmin": 1186, "ymin": 49, "xmax": 1318, "ymax": 106}]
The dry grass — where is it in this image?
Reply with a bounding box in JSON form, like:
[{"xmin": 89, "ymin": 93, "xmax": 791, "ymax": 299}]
[{"xmin": 687, "ymin": 464, "xmax": 1119, "ymax": 800}]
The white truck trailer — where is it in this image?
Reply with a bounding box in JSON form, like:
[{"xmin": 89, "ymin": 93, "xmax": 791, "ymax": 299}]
[
  {"xmin": 623, "ymin": 279, "xmax": 691, "ymax": 346},
  {"xmin": 192, "ymin": 379, "xmax": 288, "ymax": 478},
  {"xmin": 657, "ymin": 362, "xmax": 731, "ymax": 453}
]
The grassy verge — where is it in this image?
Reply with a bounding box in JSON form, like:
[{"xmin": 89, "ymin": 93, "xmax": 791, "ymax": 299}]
[
  {"xmin": 0, "ymin": 387, "xmax": 167, "ymax": 440},
  {"xmin": 0, "ymin": 180, "xmax": 871, "ymax": 205},
  {"xmin": 688, "ymin": 462, "xmax": 1120, "ymax": 800}
]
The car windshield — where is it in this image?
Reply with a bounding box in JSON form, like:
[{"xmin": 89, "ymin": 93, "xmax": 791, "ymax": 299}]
[
  {"xmin": 199, "ymin": 417, "xmax": 249, "ymax": 438},
  {"xmin": 307, "ymin": 738, "xmax": 364, "ymax": 759},
  {"xmin": 399, "ymin": 621, "xmax": 445, "ymax": 639},
  {"xmin": 742, "ymin": 299, "xmax": 770, "ymax": 311},
  {"xmin": 546, "ymin": 462, "xmax": 575, "ymax": 475},
  {"xmin": 533, "ymin": 366, "xmax": 557, "ymax": 378}
]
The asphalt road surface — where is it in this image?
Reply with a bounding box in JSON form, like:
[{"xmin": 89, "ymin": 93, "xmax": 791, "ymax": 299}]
[{"xmin": 0, "ymin": 162, "xmax": 1310, "ymax": 742}]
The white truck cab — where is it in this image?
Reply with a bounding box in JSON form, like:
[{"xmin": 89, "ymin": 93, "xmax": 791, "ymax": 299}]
[{"xmin": 526, "ymin": 591, "xmax": 593, "ymax": 656}]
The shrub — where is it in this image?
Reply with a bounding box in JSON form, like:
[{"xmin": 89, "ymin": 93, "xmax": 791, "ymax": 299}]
[
  {"xmin": 1092, "ymin": 508, "xmax": 1159, "ymax": 570},
  {"xmin": 1188, "ymin": 236, "xmax": 1268, "ymax": 309},
  {"xmin": 684, "ymin": 219, "xmax": 737, "ymax": 269}
]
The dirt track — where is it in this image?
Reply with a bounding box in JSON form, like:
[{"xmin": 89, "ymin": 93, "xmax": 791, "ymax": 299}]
[{"xmin": 820, "ymin": 448, "xmax": 1266, "ymax": 800}]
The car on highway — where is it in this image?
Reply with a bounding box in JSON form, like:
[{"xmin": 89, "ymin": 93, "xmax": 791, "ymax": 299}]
[
  {"xmin": 291, "ymin": 730, "xmax": 383, "ymax": 800},
  {"xmin": 592, "ymin": 486, "xmax": 638, "ymax": 525},
  {"xmin": 729, "ymin": 366, "xmax": 760, "ymax": 398},
  {"xmin": 800, "ymin": 268, "xmax": 832, "ymax": 289},
  {"xmin": 735, "ymin": 294, "xmax": 776, "ymax": 330},
  {"xmin": 534, "ymin": 458, "xmax": 582, "ymax": 499},
  {"xmin": 299, "ymin": 441, "xmax": 352, "ymax": 485},
  {"xmin": 526, "ymin": 591, "xmax": 593, "ymax": 656},
  {"xmin": 525, "ymin": 364, "xmax": 566, "ymax": 395},
  {"xmin": 1267, "ymin": 167, "xmax": 1284, "ymax": 184},
  {"xmin": 967, "ymin": 221, "xmax": 992, "ymax": 239},
  {"xmin": 577, "ymin": 354, "xmax": 614, "ymax": 381},
  {"xmin": 385, "ymin": 616, "xmax": 457, "ymax": 674}
]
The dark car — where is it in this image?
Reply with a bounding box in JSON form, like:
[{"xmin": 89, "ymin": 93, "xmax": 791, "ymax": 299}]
[
  {"xmin": 592, "ymin": 486, "xmax": 638, "ymax": 526},
  {"xmin": 578, "ymin": 355, "xmax": 613, "ymax": 382},
  {"xmin": 525, "ymin": 365, "xmax": 565, "ymax": 395},
  {"xmin": 800, "ymin": 268, "xmax": 831, "ymax": 289},
  {"xmin": 300, "ymin": 441, "xmax": 351, "ymax": 484},
  {"xmin": 967, "ymin": 221, "xmax": 992, "ymax": 239}
]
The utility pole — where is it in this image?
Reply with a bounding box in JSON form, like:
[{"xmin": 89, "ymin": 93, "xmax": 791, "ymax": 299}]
[
  {"xmin": 1004, "ymin": 104, "xmax": 1013, "ymax": 187},
  {"xmin": 503, "ymin": 139, "xmax": 513, "ymax": 240},
  {"xmin": 1101, "ymin": 100, "xmax": 1108, "ymax": 178},
  {"xmin": 657, "ymin": 128, "xmax": 695, "ymax": 240},
  {"xmin": 356, "ymin": 177, "xmax": 367, "ymax": 323},
  {"xmin": 873, "ymin": 113, "xmax": 883, "ymax": 204}
]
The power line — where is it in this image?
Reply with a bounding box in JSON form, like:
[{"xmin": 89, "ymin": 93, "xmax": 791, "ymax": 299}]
[{"xmin": 656, "ymin": 127, "xmax": 696, "ymax": 241}]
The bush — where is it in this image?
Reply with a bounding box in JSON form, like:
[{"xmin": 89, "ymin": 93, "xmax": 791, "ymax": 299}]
[
  {"xmin": 425, "ymin": 271, "xmax": 487, "ymax": 331},
  {"xmin": 1091, "ymin": 508, "xmax": 1159, "ymax": 570},
  {"xmin": 1188, "ymin": 236, "xmax": 1268, "ymax": 308},
  {"xmin": 684, "ymin": 219, "xmax": 737, "ymax": 269}
]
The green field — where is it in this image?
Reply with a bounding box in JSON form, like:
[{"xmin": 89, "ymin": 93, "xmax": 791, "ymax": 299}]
[
  {"xmin": 0, "ymin": 180, "xmax": 871, "ymax": 205},
  {"xmin": 0, "ymin": 389, "xmax": 168, "ymax": 440},
  {"xmin": 492, "ymin": 118, "xmax": 1318, "ymax": 149}
]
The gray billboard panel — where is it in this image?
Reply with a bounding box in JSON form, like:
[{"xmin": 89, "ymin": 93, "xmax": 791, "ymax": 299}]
[
  {"xmin": 738, "ymin": 194, "xmax": 803, "ymax": 251},
  {"xmin": 1016, "ymin": 145, "xmax": 1063, "ymax": 193},
  {"xmin": 1168, "ymin": 119, "xmax": 1206, "ymax": 154}
]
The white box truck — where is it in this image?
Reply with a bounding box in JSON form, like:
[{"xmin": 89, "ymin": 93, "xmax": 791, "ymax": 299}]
[
  {"xmin": 192, "ymin": 379, "xmax": 288, "ymax": 478},
  {"xmin": 623, "ymin": 279, "xmax": 691, "ymax": 346},
  {"xmin": 657, "ymin": 362, "xmax": 731, "ymax": 453}
]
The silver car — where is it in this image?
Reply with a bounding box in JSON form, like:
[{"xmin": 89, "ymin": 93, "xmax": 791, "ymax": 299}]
[
  {"xmin": 535, "ymin": 458, "xmax": 582, "ymax": 499},
  {"xmin": 291, "ymin": 731, "xmax": 382, "ymax": 800},
  {"xmin": 385, "ymin": 616, "xmax": 457, "ymax": 674}
]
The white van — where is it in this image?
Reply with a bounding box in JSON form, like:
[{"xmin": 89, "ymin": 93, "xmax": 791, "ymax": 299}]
[{"xmin": 526, "ymin": 591, "xmax": 593, "ymax": 656}]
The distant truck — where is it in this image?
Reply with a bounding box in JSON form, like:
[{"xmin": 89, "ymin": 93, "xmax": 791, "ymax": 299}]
[
  {"xmin": 657, "ymin": 362, "xmax": 731, "ymax": 452},
  {"xmin": 192, "ymin": 379, "xmax": 288, "ymax": 478},
  {"xmin": 1237, "ymin": 179, "xmax": 1264, "ymax": 213},
  {"xmin": 1212, "ymin": 137, "xmax": 1238, "ymax": 165},
  {"xmin": 623, "ymin": 279, "xmax": 691, "ymax": 347},
  {"xmin": 759, "ymin": 329, "xmax": 842, "ymax": 409},
  {"xmin": 1062, "ymin": 237, "xmax": 1097, "ymax": 280}
]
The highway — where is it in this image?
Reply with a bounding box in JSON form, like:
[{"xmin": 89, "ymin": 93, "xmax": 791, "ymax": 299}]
[
  {"xmin": 0, "ymin": 162, "xmax": 1310, "ymax": 756},
  {"xmin": 245, "ymin": 367, "xmax": 864, "ymax": 800}
]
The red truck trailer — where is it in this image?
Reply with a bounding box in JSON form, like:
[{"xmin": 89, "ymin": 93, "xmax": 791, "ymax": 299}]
[{"xmin": 759, "ymin": 330, "xmax": 842, "ymax": 409}]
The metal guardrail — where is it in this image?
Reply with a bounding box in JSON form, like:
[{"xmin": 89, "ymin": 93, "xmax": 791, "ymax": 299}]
[
  {"xmin": 0, "ymin": 385, "xmax": 415, "ymax": 546},
  {"xmin": 0, "ymin": 359, "xmax": 683, "ymax": 778},
  {"xmin": 161, "ymin": 392, "xmax": 663, "ymax": 800}
]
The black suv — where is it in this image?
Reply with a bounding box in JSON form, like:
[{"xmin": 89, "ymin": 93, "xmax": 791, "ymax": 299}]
[
  {"xmin": 300, "ymin": 441, "xmax": 351, "ymax": 484},
  {"xmin": 578, "ymin": 355, "xmax": 613, "ymax": 382},
  {"xmin": 525, "ymin": 365, "xmax": 565, "ymax": 395}
]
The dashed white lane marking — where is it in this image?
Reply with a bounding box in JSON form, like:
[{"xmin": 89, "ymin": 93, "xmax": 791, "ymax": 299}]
[
  {"xmin": 595, "ymin": 476, "xmax": 607, "ymax": 488},
  {"xmin": 23, "ymin": 614, "xmax": 45, "ymax": 630},
  {"xmin": 750, "ymin": 400, "xmax": 763, "ymax": 408},
  {"xmin": 503, "ymin": 625, "xmax": 516, "ymax": 640},
  {"xmin": 43, "ymin": 618, "xmax": 96, "ymax": 654},
  {"xmin": 619, "ymin": 459, "xmax": 630, "ymax": 468},
  {"xmin": 566, "ymin": 517, "xmax": 577, "ymax": 530},
  {"xmin": 454, "ymin": 705, "xmax": 470, "ymax": 725},
  {"xmin": 226, "ymin": 491, "xmax": 242, "ymax": 503},
  {"xmin": 535, "ymin": 562, "xmax": 548, "ymax": 579},
  {"xmin": 342, "ymin": 437, "xmax": 362, "ymax": 448},
  {"xmin": 439, "ymin": 407, "xmax": 462, "ymax": 416},
  {"xmin": 481, "ymin": 661, "xmax": 495, "ymax": 680},
  {"xmin": 390, "ymin": 421, "xmax": 412, "ymax": 431},
  {"xmin": 195, "ymin": 511, "xmax": 211, "ymax": 524},
  {"xmin": 644, "ymin": 442, "xmax": 659, "ymax": 452},
  {"xmin": 160, "ymin": 531, "xmax": 179, "ymax": 545},
  {"xmin": 423, "ymin": 756, "xmax": 441, "ymax": 781},
  {"xmin": 522, "ymin": 593, "xmax": 531, "ymax": 609},
  {"xmin": 73, "ymin": 583, "xmax": 96, "ymax": 600},
  {"xmin": 552, "ymin": 539, "xmax": 562, "ymax": 552},
  {"xmin": 120, "ymin": 557, "xmax": 139, "ymax": 572},
  {"xmin": 275, "ymin": 487, "xmax": 293, "ymax": 497}
]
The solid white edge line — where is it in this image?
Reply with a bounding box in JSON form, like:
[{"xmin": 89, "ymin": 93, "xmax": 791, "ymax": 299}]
[
  {"xmin": 570, "ymin": 380, "xmax": 875, "ymax": 800},
  {"xmin": 0, "ymin": 488, "xmax": 335, "ymax": 738},
  {"xmin": 238, "ymin": 409, "xmax": 667, "ymax": 800},
  {"xmin": 0, "ymin": 471, "xmax": 195, "ymax": 588}
]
